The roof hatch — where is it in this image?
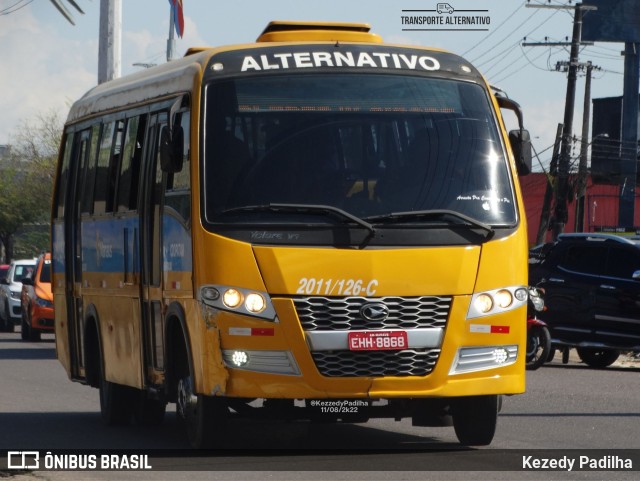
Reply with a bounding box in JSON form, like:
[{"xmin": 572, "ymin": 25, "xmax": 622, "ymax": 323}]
[{"xmin": 257, "ymin": 21, "xmax": 383, "ymax": 43}]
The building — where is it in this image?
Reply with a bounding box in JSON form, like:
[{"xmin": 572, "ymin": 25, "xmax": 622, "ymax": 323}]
[{"xmin": 521, "ymin": 172, "xmax": 640, "ymax": 245}]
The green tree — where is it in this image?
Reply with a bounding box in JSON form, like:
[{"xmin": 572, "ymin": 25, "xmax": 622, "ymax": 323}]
[{"xmin": 0, "ymin": 110, "xmax": 62, "ymax": 262}]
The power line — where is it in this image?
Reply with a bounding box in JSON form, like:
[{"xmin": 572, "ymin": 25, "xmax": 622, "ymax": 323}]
[
  {"xmin": 0, "ymin": 0, "xmax": 34, "ymax": 15},
  {"xmin": 470, "ymin": 8, "xmax": 542, "ymax": 64},
  {"xmin": 477, "ymin": 9, "xmax": 562, "ymax": 74},
  {"xmin": 461, "ymin": 1, "xmax": 525, "ymax": 57}
]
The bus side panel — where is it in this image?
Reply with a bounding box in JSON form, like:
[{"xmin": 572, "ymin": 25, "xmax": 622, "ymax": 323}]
[{"xmin": 81, "ymin": 217, "xmax": 143, "ymax": 388}]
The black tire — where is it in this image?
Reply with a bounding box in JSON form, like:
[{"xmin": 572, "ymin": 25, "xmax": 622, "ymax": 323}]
[
  {"xmin": 25, "ymin": 311, "xmax": 41, "ymax": 342},
  {"xmin": 133, "ymin": 393, "xmax": 167, "ymax": 426},
  {"xmin": 547, "ymin": 346, "xmax": 556, "ymax": 363},
  {"xmin": 576, "ymin": 347, "xmax": 620, "ymax": 368},
  {"xmin": 21, "ymin": 314, "xmax": 29, "ymax": 341},
  {"xmin": 29, "ymin": 328, "xmax": 41, "ymax": 342},
  {"xmin": 176, "ymin": 372, "xmax": 228, "ymax": 448},
  {"xmin": 526, "ymin": 325, "xmax": 551, "ymax": 370},
  {"xmin": 451, "ymin": 395, "xmax": 499, "ymax": 446},
  {"xmin": 99, "ymin": 357, "xmax": 134, "ymax": 425},
  {"xmin": 4, "ymin": 302, "xmax": 14, "ymax": 333}
]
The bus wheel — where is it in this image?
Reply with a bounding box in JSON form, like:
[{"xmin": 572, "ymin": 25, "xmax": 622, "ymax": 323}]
[
  {"xmin": 177, "ymin": 374, "xmax": 228, "ymax": 448},
  {"xmin": 451, "ymin": 395, "xmax": 499, "ymax": 446},
  {"xmin": 134, "ymin": 393, "xmax": 166, "ymax": 426},
  {"xmin": 98, "ymin": 359, "xmax": 133, "ymax": 425}
]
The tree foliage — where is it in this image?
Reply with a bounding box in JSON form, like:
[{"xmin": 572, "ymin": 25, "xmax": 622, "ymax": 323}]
[{"xmin": 0, "ymin": 109, "xmax": 62, "ymax": 262}]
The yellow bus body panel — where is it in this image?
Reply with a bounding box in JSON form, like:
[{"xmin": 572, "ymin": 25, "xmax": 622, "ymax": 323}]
[{"xmin": 194, "ymin": 229, "xmax": 527, "ymax": 399}]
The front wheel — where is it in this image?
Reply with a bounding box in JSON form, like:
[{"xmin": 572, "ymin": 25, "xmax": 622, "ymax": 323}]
[
  {"xmin": 133, "ymin": 392, "xmax": 166, "ymax": 426},
  {"xmin": 576, "ymin": 347, "xmax": 620, "ymax": 368},
  {"xmin": 176, "ymin": 374, "xmax": 228, "ymax": 448},
  {"xmin": 526, "ymin": 325, "xmax": 551, "ymax": 370},
  {"xmin": 451, "ymin": 395, "xmax": 499, "ymax": 446}
]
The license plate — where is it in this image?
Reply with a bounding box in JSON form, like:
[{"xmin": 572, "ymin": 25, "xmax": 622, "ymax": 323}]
[{"xmin": 348, "ymin": 331, "xmax": 408, "ymax": 351}]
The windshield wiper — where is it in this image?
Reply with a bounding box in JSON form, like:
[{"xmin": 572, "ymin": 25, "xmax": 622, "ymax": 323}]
[
  {"xmin": 365, "ymin": 209, "xmax": 494, "ymax": 236},
  {"xmin": 219, "ymin": 203, "xmax": 376, "ymax": 235}
]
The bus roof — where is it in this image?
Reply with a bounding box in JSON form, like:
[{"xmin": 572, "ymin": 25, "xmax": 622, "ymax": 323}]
[
  {"xmin": 65, "ymin": 50, "xmax": 209, "ymax": 124},
  {"xmin": 65, "ymin": 21, "xmax": 478, "ymax": 126}
]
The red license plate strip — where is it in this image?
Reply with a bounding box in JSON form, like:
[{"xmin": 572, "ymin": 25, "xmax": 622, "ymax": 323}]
[{"xmin": 348, "ymin": 331, "xmax": 408, "ymax": 351}]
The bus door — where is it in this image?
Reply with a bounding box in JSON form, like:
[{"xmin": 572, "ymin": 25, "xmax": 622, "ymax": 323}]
[
  {"xmin": 139, "ymin": 111, "xmax": 168, "ymax": 382},
  {"xmin": 64, "ymin": 128, "xmax": 93, "ymax": 380}
]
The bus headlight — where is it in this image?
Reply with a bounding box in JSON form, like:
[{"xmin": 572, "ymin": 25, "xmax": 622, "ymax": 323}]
[
  {"xmin": 200, "ymin": 284, "xmax": 277, "ymax": 321},
  {"xmin": 467, "ymin": 286, "xmax": 527, "ymax": 319},
  {"xmin": 473, "ymin": 294, "xmax": 493, "ymax": 314},
  {"xmin": 494, "ymin": 289, "xmax": 513, "ymax": 309},
  {"xmin": 223, "ymin": 288, "xmax": 243, "ymax": 309},
  {"xmin": 245, "ymin": 293, "xmax": 266, "ymax": 313}
]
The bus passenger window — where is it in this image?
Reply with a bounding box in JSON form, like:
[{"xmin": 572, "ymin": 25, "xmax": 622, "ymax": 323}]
[
  {"xmin": 93, "ymin": 121, "xmax": 116, "ymax": 215},
  {"xmin": 165, "ymin": 111, "xmax": 191, "ymax": 223},
  {"xmin": 117, "ymin": 115, "xmax": 147, "ymax": 212},
  {"xmin": 54, "ymin": 134, "xmax": 74, "ymax": 219},
  {"xmin": 80, "ymin": 124, "xmax": 101, "ymax": 214}
]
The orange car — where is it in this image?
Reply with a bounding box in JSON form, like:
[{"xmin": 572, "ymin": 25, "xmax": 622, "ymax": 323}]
[{"xmin": 20, "ymin": 253, "xmax": 53, "ymax": 341}]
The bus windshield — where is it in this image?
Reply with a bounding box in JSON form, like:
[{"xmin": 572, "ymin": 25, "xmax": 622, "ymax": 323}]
[{"xmin": 203, "ymin": 73, "xmax": 516, "ymax": 228}]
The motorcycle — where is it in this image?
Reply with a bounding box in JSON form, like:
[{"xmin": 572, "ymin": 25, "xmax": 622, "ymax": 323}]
[{"xmin": 526, "ymin": 287, "xmax": 551, "ymax": 370}]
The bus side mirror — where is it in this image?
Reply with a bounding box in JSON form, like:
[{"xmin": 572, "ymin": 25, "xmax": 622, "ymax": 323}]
[
  {"xmin": 160, "ymin": 124, "xmax": 184, "ymax": 173},
  {"xmin": 509, "ymin": 129, "xmax": 532, "ymax": 176}
]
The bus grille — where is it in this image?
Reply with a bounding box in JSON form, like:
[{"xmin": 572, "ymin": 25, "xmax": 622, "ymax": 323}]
[
  {"xmin": 312, "ymin": 349, "xmax": 440, "ymax": 377},
  {"xmin": 293, "ymin": 296, "xmax": 451, "ymax": 331}
]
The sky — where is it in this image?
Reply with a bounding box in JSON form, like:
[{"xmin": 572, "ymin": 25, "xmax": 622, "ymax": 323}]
[{"xmin": 0, "ymin": 0, "xmax": 630, "ymax": 172}]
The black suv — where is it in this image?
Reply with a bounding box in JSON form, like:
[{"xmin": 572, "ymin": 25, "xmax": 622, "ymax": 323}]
[{"xmin": 529, "ymin": 233, "xmax": 640, "ymax": 368}]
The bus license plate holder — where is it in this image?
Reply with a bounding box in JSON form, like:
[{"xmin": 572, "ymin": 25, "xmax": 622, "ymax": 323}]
[{"xmin": 348, "ymin": 331, "xmax": 407, "ymax": 351}]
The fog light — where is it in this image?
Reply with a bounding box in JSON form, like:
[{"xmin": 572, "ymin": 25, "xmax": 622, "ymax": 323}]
[
  {"xmin": 231, "ymin": 350, "xmax": 249, "ymax": 367},
  {"xmin": 494, "ymin": 348, "xmax": 509, "ymax": 364},
  {"xmin": 495, "ymin": 289, "xmax": 513, "ymax": 309},
  {"xmin": 223, "ymin": 288, "xmax": 243, "ymax": 308},
  {"xmin": 245, "ymin": 293, "xmax": 266, "ymax": 313}
]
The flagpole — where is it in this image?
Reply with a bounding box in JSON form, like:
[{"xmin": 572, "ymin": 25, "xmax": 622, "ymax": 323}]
[{"xmin": 167, "ymin": 6, "xmax": 175, "ymax": 61}]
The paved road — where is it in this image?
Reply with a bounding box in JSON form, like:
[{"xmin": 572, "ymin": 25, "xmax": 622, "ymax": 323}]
[{"xmin": 1, "ymin": 331, "xmax": 639, "ymax": 480}]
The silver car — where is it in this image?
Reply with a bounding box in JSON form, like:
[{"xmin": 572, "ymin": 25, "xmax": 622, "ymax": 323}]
[{"xmin": 0, "ymin": 259, "xmax": 36, "ymax": 332}]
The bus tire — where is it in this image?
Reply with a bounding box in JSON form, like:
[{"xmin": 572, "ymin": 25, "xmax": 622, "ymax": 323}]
[
  {"xmin": 176, "ymin": 371, "xmax": 228, "ymax": 448},
  {"xmin": 451, "ymin": 395, "xmax": 499, "ymax": 446},
  {"xmin": 134, "ymin": 393, "xmax": 166, "ymax": 426},
  {"xmin": 98, "ymin": 356, "xmax": 133, "ymax": 426}
]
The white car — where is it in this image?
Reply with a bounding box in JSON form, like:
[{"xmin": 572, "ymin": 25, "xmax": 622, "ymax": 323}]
[{"xmin": 0, "ymin": 259, "xmax": 36, "ymax": 332}]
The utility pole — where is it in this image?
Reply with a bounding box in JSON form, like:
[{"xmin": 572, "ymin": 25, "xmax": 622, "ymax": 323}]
[
  {"xmin": 167, "ymin": 10, "xmax": 176, "ymax": 61},
  {"xmin": 618, "ymin": 42, "xmax": 640, "ymax": 228},
  {"xmin": 536, "ymin": 124, "xmax": 563, "ymax": 245},
  {"xmin": 553, "ymin": 4, "xmax": 583, "ymax": 240},
  {"xmin": 575, "ymin": 62, "xmax": 593, "ymax": 232},
  {"xmin": 525, "ymin": 2, "xmax": 597, "ymax": 240},
  {"xmin": 98, "ymin": 0, "xmax": 122, "ymax": 84}
]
